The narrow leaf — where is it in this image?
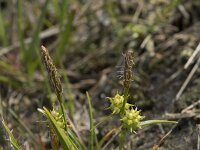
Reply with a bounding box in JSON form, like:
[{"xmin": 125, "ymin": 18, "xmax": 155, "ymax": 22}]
[
  {"xmin": 140, "ymin": 120, "xmax": 177, "ymax": 126},
  {"xmin": 2, "ymin": 121, "xmax": 21, "ymax": 150},
  {"xmin": 86, "ymin": 92, "xmax": 99, "ymax": 150}
]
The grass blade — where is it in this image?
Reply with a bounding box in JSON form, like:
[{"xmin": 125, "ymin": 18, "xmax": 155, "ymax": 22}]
[
  {"xmin": 26, "ymin": 0, "xmax": 49, "ymax": 75},
  {"xmin": 98, "ymin": 128, "xmax": 117, "ymax": 148},
  {"xmin": 86, "ymin": 92, "xmax": 99, "ymax": 150},
  {"xmin": 17, "ymin": 0, "xmax": 26, "ymax": 62},
  {"xmin": 67, "ymin": 129, "xmax": 86, "ymax": 150},
  {"xmin": 2, "ymin": 121, "xmax": 21, "ymax": 150},
  {"xmin": 55, "ymin": 0, "xmax": 74, "ymax": 64},
  {"xmin": 140, "ymin": 120, "xmax": 177, "ymax": 126},
  {"xmin": 0, "ymin": 11, "xmax": 6, "ymax": 46}
]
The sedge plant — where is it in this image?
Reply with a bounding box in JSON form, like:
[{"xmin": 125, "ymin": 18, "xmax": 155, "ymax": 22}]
[
  {"xmin": 38, "ymin": 46, "xmax": 82, "ymax": 150},
  {"xmin": 1, "ymin": 47, "xmax": 177, "ymax": 150},
  {"xmin": 107, "ymin": 49, "xmax": 177, "ymax": 149}
]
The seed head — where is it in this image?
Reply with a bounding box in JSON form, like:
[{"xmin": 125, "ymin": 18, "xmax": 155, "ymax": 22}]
[
  {"xmin": 121, "ymin": 107, "xmax": 144, "ymax": 132},
  {"xmin": 41, "ymin": 46, "xmax": 62, "ymax": 97},
  {"xmin": 123, "ymin": 49, "xmax": 134, "ymax": 90},
  {"xmin": 108, "ymin": 94, "xmax": 132, "ymax": 114},
  {"xmin": 51, "ymin": 109, "xmax": 66, "ymax": 129}
]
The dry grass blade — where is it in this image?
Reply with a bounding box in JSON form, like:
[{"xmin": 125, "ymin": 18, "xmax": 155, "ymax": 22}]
[
  {"xmin": 184, "ymin": 42, "xmax": 200, "ymax": 69},
  {"xmin": 0, "ymin": 27, "xmax": 59, "ymax": 57},
  {"xmin": 181, "ymin": 99, "xmax": 200, "ymax": 113},
  {"xmin": 152, "ymin": 120, "xmax": 180, "ymax": 150},
  {"xmin": 175, "ymin": 56, "xmax": 200, "ymax": 101},
  {"xmin": 98, "ymin": 128, "xmax": 118, "ymax": 149}
]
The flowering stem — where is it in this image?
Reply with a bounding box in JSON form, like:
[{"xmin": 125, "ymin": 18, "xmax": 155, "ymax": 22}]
[
  {"xmin": 57, "ymin": 93, "xmax": 68, "ymax": 131},
  {"xmin": 122, "ymin": 88, "xmax": 129, "ymax": 114}
]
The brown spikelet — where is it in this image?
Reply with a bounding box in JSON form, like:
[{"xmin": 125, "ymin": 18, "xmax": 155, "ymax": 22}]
[
  {"xmin": 123, "ymin": 49, "xmax": 134, "ymax": 90},
  {"xmin": 41, "ymin": 46, "xmax": 63, "ymax": 97}
]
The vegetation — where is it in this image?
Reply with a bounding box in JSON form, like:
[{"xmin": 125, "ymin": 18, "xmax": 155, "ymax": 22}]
[{"xmin": 0, "ymin": 0, "xmax": 200, "ymax": 149}]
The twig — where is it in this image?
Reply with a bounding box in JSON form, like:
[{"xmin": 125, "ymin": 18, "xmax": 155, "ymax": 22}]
[
  {"xmin": 152, "ymin": 120, "xmax": 180, "ymax": 150},
  {"xmin": 132, "ymin": 1, "xmax": 143, "ymax": 22},
  {"xmin": 175, "ymin": 56, "xmax": 200, "ymax": 101},
  {"xmin": 140, "ymin": 34, "xmax": 151, "ymax": 49},
  {"xmin": 178, "ymin": 5, "xmax": 190, "ymax": 22},
  {"xmin": 102, "ymin": 127, "xmax": 121, "ymax": 150},
  {"xmin": 181, "ymin": 99, "xmax": 200, "ymax": 113},
  {"xmin": 162, "ymin": 69, "xmax": 182, "ymax": 87},
  {"xmin": 184, "ymin": 42, "xmax": 200, "ymax": 69},
  {"xmin": 164, "ymin": 112, "xmax": 200, "ymax": 119},
  {"xmin": 0, "ymin": 26, "xmax": 59, "ymax": 57}
]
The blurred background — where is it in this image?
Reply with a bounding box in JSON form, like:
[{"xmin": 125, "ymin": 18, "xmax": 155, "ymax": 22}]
[{"xmin": 0, "ymin": 0, "xmax": 200, "ymax": 149}]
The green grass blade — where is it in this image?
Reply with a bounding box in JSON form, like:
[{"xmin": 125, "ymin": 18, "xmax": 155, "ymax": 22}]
[
  {"xmin": 0, "ymin": 11, "xmax": 6, "ymax": 46},
  {"xmin": 2, "ymin": 121, "xmax": 21, "ymax": 150},
  {"xmin": 26, "ymin": 0, "xmax": 49, "ymax": 75},
  {"xmin": 51, "ymin": 0, "xmax": 61, "ymax": 19},
  {"xmin": 86, "ymin": 92, "xmax": 99, "ymax": 150},
  {"xmin": 42, "ymin": 107, "xmax": 78, "ymax": 150},
  {"xmin": 67, "ymin": 129, "xmax": 86, "ymax": 150},
  {"xmin": 56, "ymin": 15, "xmax": 73, "ymax": 62},
  {"xmin": 17, "ymin": 0, "xmax": 26, "ymax": 62},
  {"xmin": 55, "ymin": 0, "xmax": 74, "ymax": 64}
]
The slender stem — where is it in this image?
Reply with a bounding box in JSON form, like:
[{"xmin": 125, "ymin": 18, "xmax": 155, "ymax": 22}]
[
  {"xmin": 57, "ymin": 94, "xmax": 68, "ymax": 131},
  {"xmin": 122, "ymin": 88, "xmax": 129, "ymax": 114},
  {"xmin": 119, "ymin": 130, "xmax": 126, "ymax": 150}
]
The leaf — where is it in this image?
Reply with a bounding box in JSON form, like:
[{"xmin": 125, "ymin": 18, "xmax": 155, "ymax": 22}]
[
  {"xmin": 140, "ymin": 120, "xmax": 177, "ymax": 126},
  {"xmin": 2, "ymin": 121, "xmax": 21, "ymax": 150},
  {"xmin": 86, "ymin": 92, "xmax": 98, "ymax": 150}
]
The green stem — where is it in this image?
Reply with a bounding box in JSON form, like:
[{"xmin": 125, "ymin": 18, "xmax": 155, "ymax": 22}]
[
  {"xmin": 57, "ymin": 94, "xmax": 68, "ymax": 131},
  {"xmin": 119, "ymin": 130, "xmax": 126, "ymax": 150},
  {"xmin": 122, "ymin": 88, "xmax": 129, "ymax": 114}
]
